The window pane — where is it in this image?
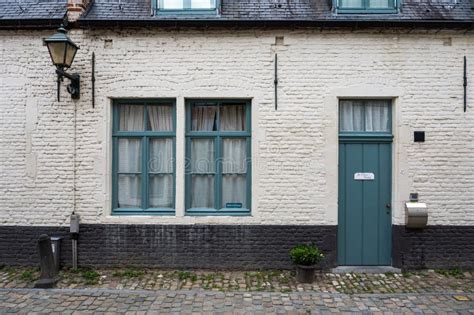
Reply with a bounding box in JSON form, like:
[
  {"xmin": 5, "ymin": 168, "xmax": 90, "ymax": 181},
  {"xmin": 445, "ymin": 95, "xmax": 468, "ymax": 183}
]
[
  {"xmin": 191, "ymin": 175, "xmax": 214, "ymax": 208},
  {"xmin": 339, "ymin": 0, "xmax": 363, "ymax": 8},
  {"xmin": 222, "ymin": 138, "xmax": 247, "ymax": 173},
  {"xmin": 118, "ymin": 138, "xmax": 141, "ymax": 173},
  {"xmin": 118, "ymin": 175, "xmax": 141, "ymax": 208},
  {"xmin": 191, "ymin": 105, "xmax": 217, "ymax": 131},
  {"xmin": 119, "ymin": 105, "xmax": 144, "ymax": 131},
  {"xmin": 147, "ymin": 105, "xmax": 173, "ymax": 131},
  {"xmin": 368, "ymin": 0, "xmax": 391, "ymax": 8},
  {"xmin": 191, "ymin": 0, "xmax": 216, "ymax": 9},
  {"xmin": 149, "ymin": 174, "xmax": 173, "ymax": 208},
  {"xmin": 222, "ymin": 175, "xmax": 246, "ymax": 209},
  {"xmin": 220, "ymin": 105, "xmax": 246, "ymax": 131},
  {"xmin": 149, "ymin": 138, "xmax": 173, "ymax": 173},
  {"xmin": 365, "ymin": 101, "xmax": 390, "ymax": 132},
  {"xmin": 191, "ymin": 139, "xmax": 215, "ymax": 173},
  {"xmin": 339, "ymin": 100, "xmax": 364, "ymax": 131},
  {"xmin": 162, "ymin": 0, "xmax": 183, "ymax": 9}
]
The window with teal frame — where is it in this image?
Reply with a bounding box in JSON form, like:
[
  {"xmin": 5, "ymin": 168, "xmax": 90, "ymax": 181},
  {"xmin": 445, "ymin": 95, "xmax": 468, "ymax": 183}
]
[
  {"xmin": 185, "ymin": 100, "xmax": 251, "ymax": 216},
  {"xmin": 155, "ymin": 0, "xmax": 218, "ymax": 14},
  {"xmin": 339, "ymin": 99, "xmax": 393, "ymax": 142},
  {"xmin": 337, "ymin": 0, "xmax": 397, "ymax": 13},
  {"xmin": 112, "ymin": 99, "xmax": 176, "ymax": 215}
]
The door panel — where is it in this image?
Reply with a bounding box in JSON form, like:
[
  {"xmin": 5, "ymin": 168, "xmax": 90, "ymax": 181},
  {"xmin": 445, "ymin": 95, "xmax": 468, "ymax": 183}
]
[{"xmin": 338, "ymin": 142, "xmax": 392, "ymax": 266}]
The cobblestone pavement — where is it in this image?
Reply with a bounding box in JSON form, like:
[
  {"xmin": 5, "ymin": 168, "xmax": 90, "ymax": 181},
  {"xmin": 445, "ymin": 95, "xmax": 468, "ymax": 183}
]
[
  {"xmin": 1, "ymin": 267, "xmax": 472, "ymax": 294},
  {"xmin": 0, "ymin": 288, "xmax": 473, "ymax": 314}
]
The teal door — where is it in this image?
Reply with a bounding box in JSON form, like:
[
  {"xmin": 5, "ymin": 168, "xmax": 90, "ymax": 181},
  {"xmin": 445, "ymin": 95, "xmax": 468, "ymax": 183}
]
[{"xmin": 337, "ymin": 100, "xmax": 393, "ymax": 266}]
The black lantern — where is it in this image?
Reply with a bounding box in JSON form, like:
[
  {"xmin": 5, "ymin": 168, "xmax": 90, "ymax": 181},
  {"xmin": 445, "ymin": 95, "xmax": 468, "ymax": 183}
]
[{"xmin": 44, "ymin": 25, "xmax": 80, "ymax": 100}]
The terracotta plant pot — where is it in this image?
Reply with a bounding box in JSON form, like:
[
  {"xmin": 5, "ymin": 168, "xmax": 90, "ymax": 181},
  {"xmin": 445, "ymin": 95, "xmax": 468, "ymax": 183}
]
[{"xmin": 295, "ymin": 264, "xmax": 317, "ymax": 283}]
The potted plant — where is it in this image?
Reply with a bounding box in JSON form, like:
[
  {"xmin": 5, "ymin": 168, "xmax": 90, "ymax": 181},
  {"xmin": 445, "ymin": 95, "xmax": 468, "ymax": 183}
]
[{"xmin": 290, "ymin": 243, "xmax": 324, "ymax": 283}]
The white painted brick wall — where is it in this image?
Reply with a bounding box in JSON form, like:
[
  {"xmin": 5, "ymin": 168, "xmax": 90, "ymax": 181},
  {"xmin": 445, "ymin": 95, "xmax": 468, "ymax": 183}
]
[{"xmin": 0, "ymin": 28, "xmax": 472, "ymax": 226}]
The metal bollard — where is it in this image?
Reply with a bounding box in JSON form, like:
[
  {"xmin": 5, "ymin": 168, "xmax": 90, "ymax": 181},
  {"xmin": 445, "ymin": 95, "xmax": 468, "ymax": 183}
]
[{"xmin": 34, "ymin": 234, "xmax": 58, "ymax": 288}]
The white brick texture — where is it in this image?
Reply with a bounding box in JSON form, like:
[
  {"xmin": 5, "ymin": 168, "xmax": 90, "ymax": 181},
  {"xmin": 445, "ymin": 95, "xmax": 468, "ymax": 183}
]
[{"xmin": 0, "ymin": 28, "xmax": 473, "ymax": 226}]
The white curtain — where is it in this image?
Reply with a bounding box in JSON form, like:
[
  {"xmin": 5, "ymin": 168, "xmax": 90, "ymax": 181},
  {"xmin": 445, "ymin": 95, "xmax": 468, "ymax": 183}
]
[
  {"xmin": 190, "ymin": 104, "xmax": 247, "ymax": 209},
  {"xmin": 190, "ymin": 0, "xmax": 216, "ymax": 9},
  {"xmin": 340, "ymin": 100, "xmax": 389, "ymax": 132},
  {"xmin": 221, "ymin": 105, "xmax": 246, "ymax": 131},
  {"xmin": 365, "ymin": 101, "xmax": 390, "ymax": 131},
  {"xmin": 162, "ymin": 0, "xmax": 184, "ymax": 9},
  {"xmin": 191, "ymin": 138, "xmax": 215, "ymax": 208},
  {"xmin": 368, "ymin": 0, "xmax": 390, "ymax": 8},
  {"xmin": 148, "ymin": 105, "xmax": 173, "ymax": 131},
  {"xmin": 119, "ymin": 105, "xmax": 144, "ymax": 131},
  {"xmin": 118, "ymin": 137, "xmax": 142, "ymax": 208},
  {"xmin": 340, "ymin": 100, "xmax": 364, "ymax": 131},
  {"xmin": 149, "ymin": 138, "xmax": 174, "ymax": 208},
  {"xmin": 222, "ymin": 138, "xmax": 246, "ymax": 209},
  {"xmin": 117, "ymin": 104, "xmax": 175, "ymax": 209},
  {"xmin": 192, "ymin": 106, "xmax": 217, "ymax": 131},
  {"xmin": 339, "ymin": 0, "xmax": 363, "ymax": 7}
]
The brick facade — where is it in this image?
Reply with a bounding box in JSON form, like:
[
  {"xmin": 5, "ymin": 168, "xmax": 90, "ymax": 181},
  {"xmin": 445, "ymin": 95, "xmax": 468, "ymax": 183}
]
[
  {"xmin": 0, "ymin": 225, "xmax": 337, "ymax": 269},
  {"xmin": 393, "ymin": 225, "xmax": 474, "ymax": 270},
  {"xmin": 2, "ymin": 224, "xmax": 473, "ymax": 270},
  {"xmin": 0, "ymin": 27, "xmax": 473, "ymax": 269}
]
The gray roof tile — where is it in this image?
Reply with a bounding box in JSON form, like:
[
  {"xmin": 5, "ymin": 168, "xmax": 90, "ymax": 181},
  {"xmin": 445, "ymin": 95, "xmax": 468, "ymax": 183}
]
[
  {"xmin": 81, "ymin": 0, "xmax": 474, "ymax": 22},
  {"xmin": 0, "ymin": 0, "xmax": 66, "ymax": 21}
]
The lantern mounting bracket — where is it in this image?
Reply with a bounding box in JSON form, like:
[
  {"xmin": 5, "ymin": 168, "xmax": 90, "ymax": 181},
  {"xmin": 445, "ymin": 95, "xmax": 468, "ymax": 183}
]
[{"xmin": 56, "ymin": 68, "xmax": 80, "ymax": 100}]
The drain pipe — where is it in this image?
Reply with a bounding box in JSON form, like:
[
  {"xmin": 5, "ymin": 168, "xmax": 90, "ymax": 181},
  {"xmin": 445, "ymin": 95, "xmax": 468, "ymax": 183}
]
[{"xmin": 70, "ymin": 212, "xmax": 80, "ymax": 270}]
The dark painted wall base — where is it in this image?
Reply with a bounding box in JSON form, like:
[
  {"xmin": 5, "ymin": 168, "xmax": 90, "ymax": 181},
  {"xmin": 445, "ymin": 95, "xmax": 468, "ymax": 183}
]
[
  {"xmin": 392, "ymin": 225, "xmax": 474, "ymax": 270},
  {"xmin": 1, "ymin": 224, "xmax": 472, "ymax": 270},
  {"xmin": 0, "ymin": 224, "xmax": 337, "ymax": 270}
]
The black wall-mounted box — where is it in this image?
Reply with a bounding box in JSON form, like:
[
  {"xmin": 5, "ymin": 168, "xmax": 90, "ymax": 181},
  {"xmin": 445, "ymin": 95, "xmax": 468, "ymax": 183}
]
[{"xmin": 414, "ymin": 131, "xmax": 425, "ymax": 142}]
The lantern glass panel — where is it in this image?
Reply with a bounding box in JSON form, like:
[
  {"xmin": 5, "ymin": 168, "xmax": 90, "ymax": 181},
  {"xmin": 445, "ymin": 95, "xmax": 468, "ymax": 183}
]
[
  {"xmin": 64, "ymin": 42, "xmax": 77, "ymax": 68},
  {"xmin": 47, "ymin": 42, "xmax": 67, "ymax": 67}
]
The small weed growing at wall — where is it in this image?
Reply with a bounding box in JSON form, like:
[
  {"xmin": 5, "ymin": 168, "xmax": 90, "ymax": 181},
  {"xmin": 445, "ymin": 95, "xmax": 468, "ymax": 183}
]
[
  {"xmin": 435, "ymin": 268, "xmax": 463, "ymax": 278},
  {"xmin": 20, "ymin": 269, "xmax": 37, "ymax": 282},
  {"xmin": 177, "ymin": 271, "xmax": 190, "ymax": 281},
  {"xmin": 112, "ymin": 268, "xmax": 144, "ymax": 279},
  {"xmin": 384, "ymin": 272, "xmax": 395, "ymax": 277},
  {"xmin": 79, "ymin": 268, "xmax": 100, "ymax": 284}
]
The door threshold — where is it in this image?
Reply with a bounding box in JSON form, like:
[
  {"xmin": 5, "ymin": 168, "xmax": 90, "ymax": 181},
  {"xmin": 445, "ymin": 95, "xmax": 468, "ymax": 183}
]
[{"xmin": 332, "ymin": 266, "xmax": 401, "ymax": 274}]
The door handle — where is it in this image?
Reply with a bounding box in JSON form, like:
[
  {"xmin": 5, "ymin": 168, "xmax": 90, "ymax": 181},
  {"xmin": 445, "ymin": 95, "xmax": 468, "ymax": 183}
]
[{"xmin": 386, "ymin": 203, "xmax": 391, "ymax": 214}]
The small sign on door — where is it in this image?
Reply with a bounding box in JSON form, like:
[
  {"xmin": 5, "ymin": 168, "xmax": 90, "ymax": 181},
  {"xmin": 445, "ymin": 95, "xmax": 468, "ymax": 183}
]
[{"xmin": 354, "ymin": 172, "xmax": 375, "ymax": 180}]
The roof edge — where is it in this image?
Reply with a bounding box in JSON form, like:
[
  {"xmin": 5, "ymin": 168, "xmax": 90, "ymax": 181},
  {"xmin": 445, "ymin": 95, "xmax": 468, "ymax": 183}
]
[
  {"xmin": 0, "ymin": 18, "xmax": 65, "ymax": 29},
  {"xmin": 77, "ymin": 18, "xmax": 474, "ymax": 30}
]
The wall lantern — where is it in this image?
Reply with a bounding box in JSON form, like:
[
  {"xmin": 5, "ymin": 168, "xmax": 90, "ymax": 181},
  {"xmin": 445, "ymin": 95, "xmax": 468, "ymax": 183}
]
[{"xmin": 44, "ymin": 25, "xmax": 80, "ymax": 100}]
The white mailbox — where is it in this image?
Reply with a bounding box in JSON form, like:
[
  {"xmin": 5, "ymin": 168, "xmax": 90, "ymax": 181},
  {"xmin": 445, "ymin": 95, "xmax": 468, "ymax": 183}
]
[{"xmin": 405, "ymin": 202, "xmax": 428, "ymax": 228}]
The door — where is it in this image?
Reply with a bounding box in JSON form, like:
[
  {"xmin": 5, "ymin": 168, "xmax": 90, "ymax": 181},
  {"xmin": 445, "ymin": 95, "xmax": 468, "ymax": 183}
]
[{"xmin": 337, "ymin": 99, "xmax": 393, "ymax": 266}]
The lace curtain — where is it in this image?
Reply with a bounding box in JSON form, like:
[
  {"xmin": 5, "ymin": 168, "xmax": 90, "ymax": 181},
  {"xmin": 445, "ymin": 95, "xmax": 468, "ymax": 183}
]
[
  {"xmin": 339, "ymin": 100, "xmax": 390, "ymax": 132},
  {"xmin": 339, "ymin": 0, "xmax": 390, "ymax": 8},
  {"xmin": 190, "ymin": 105, "xmax": 247, "ymax": 209},
  {"xmin": 118, "ymin": 105, "xmax": 173, "ymax": 209}
]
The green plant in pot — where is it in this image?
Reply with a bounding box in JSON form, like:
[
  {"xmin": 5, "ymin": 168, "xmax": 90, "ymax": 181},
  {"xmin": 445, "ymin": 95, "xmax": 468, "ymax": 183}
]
[{"xmin": 290, "ymin": 243, "xmax": 324, "ymax": 283}]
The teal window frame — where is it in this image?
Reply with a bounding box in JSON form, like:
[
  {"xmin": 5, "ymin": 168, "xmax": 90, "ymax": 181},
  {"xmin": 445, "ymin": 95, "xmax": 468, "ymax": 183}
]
[
  {"xmin": 112, "ymin": 99, "xmax": 176, "ymax": 215},
  {"xmin": 336, "ymin": 0, "xmax": 398, "ymax": 14},
  {"xmin": 185, "ymin": 99, "xmax": 252, "ymax": 216},
  {"xmin": 338, "ymin": 99, "xmax": 393, "ymax": 143},
  {"xmin": 154, "ymin": 0, "xmax": 219, "ymax": 14}
]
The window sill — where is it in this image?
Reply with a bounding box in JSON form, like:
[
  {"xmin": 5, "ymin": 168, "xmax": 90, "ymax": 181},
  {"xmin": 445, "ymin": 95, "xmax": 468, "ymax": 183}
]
[
  {"xmin": 112, "ymin": 208, "xmax": 175, "ymax": 216},
  {"xmin": 186, "ymin": 208, "xmax": 251, "ymax": 216}
]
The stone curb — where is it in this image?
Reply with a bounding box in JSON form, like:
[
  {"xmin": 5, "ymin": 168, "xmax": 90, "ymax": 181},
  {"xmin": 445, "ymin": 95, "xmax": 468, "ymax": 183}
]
[{"xmin": 1, "ymin": 287, "xmax": 472, "ymax": 298}]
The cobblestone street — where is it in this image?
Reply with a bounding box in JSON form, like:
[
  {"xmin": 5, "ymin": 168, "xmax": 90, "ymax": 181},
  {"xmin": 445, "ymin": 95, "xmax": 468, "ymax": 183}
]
[
  {"xmin": 0, "ymin": 288, "xmax": 473, "ymax": 314},
  {"xmin": 1, "ymin": 267, "xmax": 472, "ymax": 295},
  {"xmin": 0, "ymin": 267, "xmax": 473, "ymax": 313}
]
